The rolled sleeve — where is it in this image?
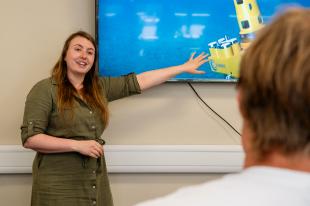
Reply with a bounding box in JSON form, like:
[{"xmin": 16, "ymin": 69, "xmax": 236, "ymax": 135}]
[
  {"xmin": 100, "ymin": 73, "xmax": 141, "ymax": 102},
  {"xmin": 21, "ymin": 79, "xmax": 52, "ymax": 145}
]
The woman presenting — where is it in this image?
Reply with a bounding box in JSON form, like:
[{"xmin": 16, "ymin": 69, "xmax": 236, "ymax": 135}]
[{"xmin": 21, "ymin": 31, "xmax": 208, "ymax": 206}]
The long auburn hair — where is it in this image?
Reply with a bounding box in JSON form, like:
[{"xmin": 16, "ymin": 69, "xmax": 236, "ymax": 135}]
[{"xmin": 52, "ymin": 31, "xmax": 109, "ymax": 127}]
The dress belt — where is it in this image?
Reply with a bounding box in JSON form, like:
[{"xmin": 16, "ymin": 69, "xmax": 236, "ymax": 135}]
[
  {"xmin": 70, "ymin": 136, "xmax": 105, "ymax": 145},
  {"xmin": 95, "ymin": 138, "xmax": 105, "ymax": 145}
]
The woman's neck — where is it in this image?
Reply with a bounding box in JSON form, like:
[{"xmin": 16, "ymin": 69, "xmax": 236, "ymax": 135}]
[{"xmin": 67, "ymin": 72, "xmax": 84, "ymax": 90}]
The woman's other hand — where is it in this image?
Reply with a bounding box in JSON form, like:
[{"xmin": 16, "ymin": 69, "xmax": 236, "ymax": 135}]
[{"xmin": 72, "ymin": 140, "xmax": 103, "ymax": 158}]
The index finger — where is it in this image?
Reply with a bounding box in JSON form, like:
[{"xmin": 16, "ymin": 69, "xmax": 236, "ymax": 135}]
[{"xmin": 189, "ymin": 52, "xmax": 196, "ymax": 60}]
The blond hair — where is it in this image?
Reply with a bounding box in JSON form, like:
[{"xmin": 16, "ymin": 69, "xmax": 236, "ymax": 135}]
[{"xmin": 238, "ymin": 8, "xmax": 310, "ymax": 158}]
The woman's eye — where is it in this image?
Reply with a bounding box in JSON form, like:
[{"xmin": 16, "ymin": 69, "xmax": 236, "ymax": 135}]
[
  {"xmin": 74, "ymin": 47, "xmax": 81, "ymax": 51},
  {"xmin": 88, "ymin": 51, "xmax": 94, "ymax": 55}
]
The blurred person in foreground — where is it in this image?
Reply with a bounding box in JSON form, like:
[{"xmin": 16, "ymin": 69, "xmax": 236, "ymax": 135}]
[{"xmin": 136, "ymin": 8, "xmax": 310, "ymax": 206}]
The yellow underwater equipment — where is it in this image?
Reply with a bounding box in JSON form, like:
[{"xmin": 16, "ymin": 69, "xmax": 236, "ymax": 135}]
[
  {"xmin": 234, "ymin": 0, "xmax": 264, "ymax": 49},
  {"xmin": 208, "ymin": 36, "xmax": 241, "ymax": 79},
  {"xmin": 207, "ymin": 0, "xmax": 264, "ymax": 79}
]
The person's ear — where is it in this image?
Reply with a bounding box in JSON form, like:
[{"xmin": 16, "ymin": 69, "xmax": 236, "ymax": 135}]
[
  {"xmin": 237, "ymin": 89, "xmax": 256, "ymax": 164},
  {"xmin": 237, "ymin": 89, "xmax": 249, "ymax": 151},
  {"xmin": 237, "ymin": 88, "xmax": 246, "ymax": 118}
]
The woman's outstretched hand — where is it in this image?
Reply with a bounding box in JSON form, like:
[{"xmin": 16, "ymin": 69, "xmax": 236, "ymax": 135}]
[
  {"xmin": 181, "ymin": 52, "xmax": 209, "ymax": 74},
  {"xmin": 137, "ymin": 51, "xmax": 209, "ymax": 91}
]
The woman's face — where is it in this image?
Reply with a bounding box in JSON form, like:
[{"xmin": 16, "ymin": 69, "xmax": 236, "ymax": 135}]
[{"xmin": 65, "ymin": 36, "xmax": 95, "ymax": 76}]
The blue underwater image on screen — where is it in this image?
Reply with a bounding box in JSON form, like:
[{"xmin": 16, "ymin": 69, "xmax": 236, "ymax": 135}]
[{"xmin": 97, "ymin": 0, "xmax": 309, "ymax": 82}]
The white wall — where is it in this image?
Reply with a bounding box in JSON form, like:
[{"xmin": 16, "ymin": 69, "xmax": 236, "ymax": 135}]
[
  {"xmin": 0, "ymin": 0, "xmax": 95, "ymax": 144},
  {"xmin": 0, "ymin": 0, "xmax": 242, "ymax": 205}
]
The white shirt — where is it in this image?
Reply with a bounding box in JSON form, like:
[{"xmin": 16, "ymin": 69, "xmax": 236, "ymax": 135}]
[{"xmin": 136, "ymin": 166, "xmax": 310, "ymax": 206}]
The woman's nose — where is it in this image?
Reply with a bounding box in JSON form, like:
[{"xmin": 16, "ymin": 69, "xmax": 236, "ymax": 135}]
[{"xmin": 80, "ymin": 50, "xmax": 87, "ymax": 59}]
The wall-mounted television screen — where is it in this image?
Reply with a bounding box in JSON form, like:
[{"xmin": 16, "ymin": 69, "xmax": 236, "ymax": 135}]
[{"xmin": 96, "ymin": 0, "xmax": 309, "ymax": 82}]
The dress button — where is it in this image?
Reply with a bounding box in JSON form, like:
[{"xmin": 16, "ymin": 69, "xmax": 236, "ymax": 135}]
[
  {"xmin": 89, "ymin": 111, "xmax": 93, "ymax": 114},
  {"xmin": 92, "ymin": 200, "xmax": 96, "ymax": 205},
  {"xmin": 91, "ymin": 125, "xmax": 96, "ymax": 129},
  {"xmin": 92, "ymin": 170, "xmax": 96, "ymax": 174},
  {"xmin": 92, "ymin": 185, "xmax": 96, "ymax": 189}
]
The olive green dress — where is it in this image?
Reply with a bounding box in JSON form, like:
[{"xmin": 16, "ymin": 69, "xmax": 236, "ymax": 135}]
[{"xmin": 21, "ymin": 74, "xmax": 141, "ymax": 206}]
